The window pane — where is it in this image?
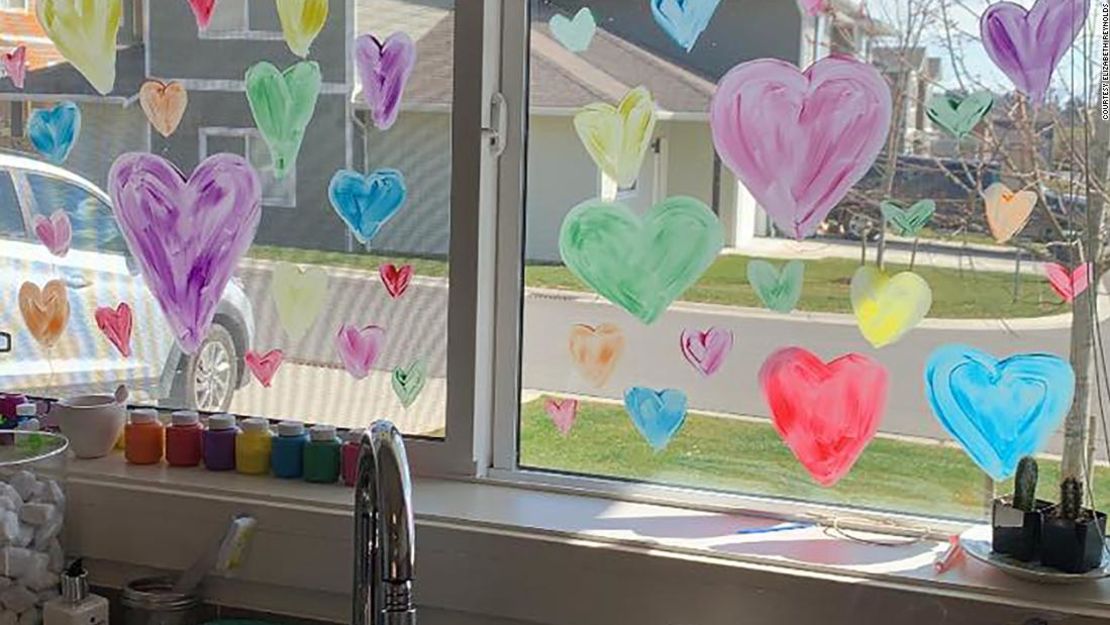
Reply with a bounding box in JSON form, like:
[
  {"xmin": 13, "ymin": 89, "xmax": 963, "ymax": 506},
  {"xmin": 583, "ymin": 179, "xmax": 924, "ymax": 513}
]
[
  {"xmin": 0, "ymin": 171, "xmax": 23, "ymax": 237},
  {"xmin": 518, "ymin": 0, "xmax": 1108, "ymax": 519},
  {"xmin": 26, "ymin": 173, "xmax": 122, "ymax": 254}
]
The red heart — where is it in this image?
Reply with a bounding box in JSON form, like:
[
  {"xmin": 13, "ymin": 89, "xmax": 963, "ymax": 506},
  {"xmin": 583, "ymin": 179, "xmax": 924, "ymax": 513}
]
[
  {"xmin": 94, "ymin": 303, "xmax": 133, "ymax": 358},
  {"xmin": 758, "ymin": 347, "xmax": 888, "ymax": 486},
  {"xmin": 187, "ymin": 0, "xmax": 218, "ymax": 30},
  {"xmin": 245, "ymin": 349, "xmax": 285, "ymax": 388},
  {"xmin": 379, "ymin": 263, "xmax": 413, "ymax": 299}
]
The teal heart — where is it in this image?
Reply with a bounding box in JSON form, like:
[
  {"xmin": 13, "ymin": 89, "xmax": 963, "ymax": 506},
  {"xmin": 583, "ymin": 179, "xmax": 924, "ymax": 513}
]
[
  {"xmin": 926, "ymin": 91, "xmax": 993, "ymax": 140},
  {"xmin": 392, "ymin": 360, "xmax": 426, "ymax": 408},
  {"xmin": 880, "ymin": 199, "xmax": 936, "ymax": 237},
  {"xmin": 559, "ymin": 197, "xmax": 724, "ymax": 324},
  {"xmin": 746, "ymin": 259, "xmax": 804, "ymax": 313},
  {"xmin": 245, "ymin": 60, "xmax": 321, "ymax": 180},
  {"xmin": 549, "ymin": 7, "xmax": 596, "ymax": 53}
]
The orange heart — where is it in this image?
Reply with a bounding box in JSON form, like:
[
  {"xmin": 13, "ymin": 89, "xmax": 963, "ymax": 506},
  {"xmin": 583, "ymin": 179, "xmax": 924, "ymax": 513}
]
[
  {"xmin": 139, "ymin": 80, "xmax": 187, "ymax": 138},
  {"xmin": 568, "ymin": 323, "xmax": 625, "ymax": 387},
  {"xmin": 982, "ymin": 182, "xmax": 1036, "ymax": 243},
  {"xmin": 19, "ymin": 280, "xmax": 69, "ymax": 349}
]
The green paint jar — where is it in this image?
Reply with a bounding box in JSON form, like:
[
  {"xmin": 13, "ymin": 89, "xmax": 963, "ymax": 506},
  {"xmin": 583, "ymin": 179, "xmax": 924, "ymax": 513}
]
[{"xmin": 303, "ymin": 424, "xmax": 341, "ymax": 483}]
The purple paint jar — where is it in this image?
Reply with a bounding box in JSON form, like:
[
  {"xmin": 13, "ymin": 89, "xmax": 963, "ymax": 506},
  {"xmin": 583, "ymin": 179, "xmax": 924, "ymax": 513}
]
[
  {"xmin": 203, "ymin": 413, "xmax": 238, "ymax": 471},
  {"xmin": 0, "ymin": 394, "xmax": 27, "ymax": 420}
]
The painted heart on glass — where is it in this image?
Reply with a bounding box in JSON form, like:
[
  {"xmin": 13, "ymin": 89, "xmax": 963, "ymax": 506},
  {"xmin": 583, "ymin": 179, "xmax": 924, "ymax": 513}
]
[
  {"xmin": 245, "ymin": 349, "xmax": 285, "ymax": 388},
  {"xmin": 329, "ymin": 169, "xmax": 407, "ymax": 246},
  {"xmin": 568, "ymin": 323, "xmax": 625, "ymax": 387},
  {"xmin": 36, "ymin": 0, "xmax": 121, "ymax": 94},
  {"xmin": 19, "ymin": 280, "xmax": 69, "ymax": 350},
  {"xmin": 336, "ymin": 324, "xmax": 385, "ymax": 380},
  {"xmin": 3, "ymin": 46, "xmax": 26, "ymax": 89},
  {"xmin": 624, "ymin": 387, "xmax": 687, "ymax": 451},
  {"xmin": 544, "ymin": 398, "xmax": 579, "ymax": 436},
  {"xmin": 925, "ymin": 91, "xmax": 993, "ymax": 139},
  {"xmin": 925, "ymin": 344, "xmax": 1075, "ymax": 480},
  {"xmin": 796, "ymin": 0, "xmax": 827, "ymax": 16},
  {"xmin": 245, "ymin": 61, "xmax": 321, "ymax": 180},
  {"xmin": 549, "ymin": 7, "xmax": 596, "ymax": 53},
  {"xmin": 880, "ymin": 199, "xmax": 936, "ymax": 238},
  {"xmin": 108, "ymin": 152, "xmax": 262, "ymax": 354},
  {"xmin": 271, "ymin": 262, "xmax": 328, "ymax": 341},
  {"xmin": 850, "ymin": 266, "xmax": 932, "ymax": 349},
  {"xmin": 650, "ymin": 0, "xmax": 721, "ymax": 52},
  {"xmin": 355, "ymin": 32, "xmax": 416, "ymax": 131},
  {"xmin": 747, "ymin": 259, "xmax": 804, "ymax": 313},
  {"xmin": 94, "ymin": 302, "xmax": 132, "ymax": 358},
  {"xmin": 573, "ymin": 86, "xmax": 657, "ymax": 189},
  {"xmin": 711, "ymin": 56, "xmax": 891, "ymax": 240},
  {"xmin": 679, "ymin": 326, "xmax": 732, "ymax": 377},
  {"xmin": 29, "ymin": 102, "xmax": 80, "ymax": 164},
  {"xmin": 981, "ymin": 0, "xmax": 1089, "ymax": 105},
  {"xmin": 982, "ymin": 182, "xmax": 1036, "ymax": 243},
  {"xmin": 559, "ymin": 197, "xmax": 723, "ymax": 324},
  {"xmin": 187, "ymin": 0, "xmax": 217, "ymax": 30},
  {"xmin": 392, "ymin": 360, "xmax": 426, "ymax": 408},
  {"xmin": 140, "ymin": 80, "xmax": 188, "ymax": 138},
  {"xmin": 33, "ymin": 210, "xmax": 72, "ymax": 257},
  {"xmin": 379, "ymin": 263, "xmax": 412, "ymax": 299},
  {"xmin": 759, "ymin": 347, "xmax": 888, "ymax": 486},
  {"xmin": 1044, "ymin": 262, "xmax": 1092, "ymax": 303},
  {"xmin": 275, "ymin": 0, "xmax": 329, "ymax": 58}
]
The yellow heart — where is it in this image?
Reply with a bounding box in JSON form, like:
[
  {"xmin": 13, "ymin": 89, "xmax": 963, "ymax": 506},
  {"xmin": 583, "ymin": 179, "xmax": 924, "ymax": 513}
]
[
  {"xmin": 573, "ymin": 86, "xmax": 657, "ymax": 189},
  {"xmin": 275, "ymin": 0, "xmax": 329, "ymax": 58},
  {"xmin": 850, "ymin": 266, "xmax": 931, "ymax": 349},
  {"xmin": 982, "ymin": 182, "xmax": 1036, "ymax": 243},
  {"xmin": 271, "ymin": 262, "xmax": 328, "ymax": 341},
  {"xmin": 36, "ymin": 0, "xmax": 121, "ymax": 95}
]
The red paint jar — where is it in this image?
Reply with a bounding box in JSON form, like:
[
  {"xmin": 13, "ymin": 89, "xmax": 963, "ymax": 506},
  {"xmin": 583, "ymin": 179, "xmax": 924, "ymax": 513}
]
[
  {"xmin": 341, "ymin": 428, "xmax": 365, "ymax": 487},
  {"xmin": 166, "ymin": 410, "xmax": 203, "ymax": 467}
]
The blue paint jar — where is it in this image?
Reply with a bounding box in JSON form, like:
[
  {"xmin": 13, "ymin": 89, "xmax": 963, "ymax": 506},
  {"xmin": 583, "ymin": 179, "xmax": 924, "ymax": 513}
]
[{"xmin": 271, "ymin": 421, "xmax": 308, "ymax": 479}]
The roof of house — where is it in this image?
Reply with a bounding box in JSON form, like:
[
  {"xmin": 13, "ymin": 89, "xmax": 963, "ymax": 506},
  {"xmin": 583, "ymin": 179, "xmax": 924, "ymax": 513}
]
[
  {"xmin": 0, "ymin": 8, "xmax": 65, "ymax": 71},
  {"xmin": 0, "ymin": 45, "xmax": 145, "ymax": 101}
]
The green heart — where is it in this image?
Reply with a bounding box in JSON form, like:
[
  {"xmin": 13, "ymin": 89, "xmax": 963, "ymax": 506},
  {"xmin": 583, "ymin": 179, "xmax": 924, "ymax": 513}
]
[
  {"xmin": 880, "ymin": 199, "xmax": 936, "ymax": 237},
  {"xmin": 746, "ymin": 259, "xmax": 804, "ymax": 313},
  {"xmin": 926, "ymin": 91, "xmax": 993, "ymax": 140},
  {"xmin": 392, "ymin": 360, "xmax": 427, "ymax": 408},
  {"xmin": 559, "ymin": 197, "xmax": 723, "ymax": 324},
  {"xmin": 245, "ymin": 60, "xmax": 321, "ymax": 180}
]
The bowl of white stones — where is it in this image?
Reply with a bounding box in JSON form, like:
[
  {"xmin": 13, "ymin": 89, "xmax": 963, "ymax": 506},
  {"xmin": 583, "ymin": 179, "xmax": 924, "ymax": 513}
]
[{"xmin": 0, "ymin": 431, "xmax": 68, "ymax": 625}]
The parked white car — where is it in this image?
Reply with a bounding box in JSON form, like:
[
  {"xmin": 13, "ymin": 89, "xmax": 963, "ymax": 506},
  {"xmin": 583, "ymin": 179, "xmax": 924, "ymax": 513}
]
[{"xmin": 0, "ymin": 152, "xmax": 255, "ymax": 411}]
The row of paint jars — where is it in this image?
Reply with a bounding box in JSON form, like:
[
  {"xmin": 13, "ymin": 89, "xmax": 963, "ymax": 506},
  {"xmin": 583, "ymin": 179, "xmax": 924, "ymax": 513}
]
[{"xmin": 124, "ymin": 409, "xmax": 365, "ymax": 485}]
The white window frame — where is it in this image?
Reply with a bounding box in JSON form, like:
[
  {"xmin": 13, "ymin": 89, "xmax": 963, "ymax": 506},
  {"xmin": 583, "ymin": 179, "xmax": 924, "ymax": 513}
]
[
  {"xmin": 197, "ymin": 127, "xmax": 297, "ymax": 207},
  {"xmin": 197, "ymin": 0, "xmax": 285, "ymax": 41}
]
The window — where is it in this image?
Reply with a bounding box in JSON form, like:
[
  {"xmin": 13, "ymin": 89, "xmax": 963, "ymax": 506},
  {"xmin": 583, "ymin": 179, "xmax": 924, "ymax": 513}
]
[
  {"xmin": 26, "ymin": 174, "xmax": 123, "ymax": 254},
  {"xmin": 200, "ymin": 129, "xmax": 296, "ymax": 207},
  {"xmin": 0, "ymin": 1, "xmax": 27, "ymax": 11},
  {"xmin": 203, "ymin": 0, "xmax": 249, "ymax": 35},
  {"xmin": 0, "ymin": 172, "xmax": 23, "ymax": 237}
]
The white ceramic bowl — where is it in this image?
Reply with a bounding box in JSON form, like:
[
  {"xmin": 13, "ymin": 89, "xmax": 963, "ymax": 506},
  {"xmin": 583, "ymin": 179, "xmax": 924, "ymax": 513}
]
[{"xmin": 50, "ymin": 394, "xmax": 126, "ymax": 459}]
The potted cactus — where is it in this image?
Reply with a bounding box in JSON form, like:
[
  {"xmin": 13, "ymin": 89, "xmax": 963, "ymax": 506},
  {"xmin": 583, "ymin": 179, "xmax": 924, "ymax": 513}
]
[
  {"xmin": 991, "ymin": 456, "xmax": 1052, "ymax": 561},
  {"xmin": 1041, "ymin": 476, "xmax": 1108, "ymax": 573}
]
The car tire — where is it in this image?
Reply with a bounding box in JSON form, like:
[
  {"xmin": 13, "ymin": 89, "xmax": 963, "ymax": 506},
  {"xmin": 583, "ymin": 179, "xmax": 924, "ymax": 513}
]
[{"xmin": 168, "ymin": 323, "xmax": 239, "ymax": 413}]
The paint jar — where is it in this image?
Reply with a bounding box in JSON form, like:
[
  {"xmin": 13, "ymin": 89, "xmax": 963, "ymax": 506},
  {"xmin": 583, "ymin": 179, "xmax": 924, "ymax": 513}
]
[
  {"xmin": 341, "ymin": 428, "xmax": 365, "ymax": 487},
  {"xmin": 271, "ymin": 421, "xmax": 308, "ymax": 479},
  {"xmin": 236, "ymin": 418, "xmax": 272, "ymax": 475},
  {"xmin": 125, "ymin": 409, "xmax": 164, "ymax": 465},
  {"xmin": 303, "ymin": 424, "xmax": 341, "ymax": 484},
  {"xmin": 203, "ymin": 413, "xmax": 238, "ymax": 471},
  {"xmin": 165, "ymin": 410, "xmax": 203, "ymax": 468}
]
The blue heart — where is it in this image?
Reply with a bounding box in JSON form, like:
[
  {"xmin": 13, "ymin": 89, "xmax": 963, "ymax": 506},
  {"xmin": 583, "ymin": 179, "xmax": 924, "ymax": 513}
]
[
  {"xmin": 328, "ymin": 168, "xmax": 407, "ymax": 246},
  {"xmin": 925, "ymin": 344, "xmax": 1075, "ymax": 480},
  {"xmin": 28, "ymin": 101, "xmax": 81, "ymax": 165},
  {"xmin": 650, "ymin": 0, "xmax": 721, "ymax": 52},
  {"xmin": 624, "ymin": 387, "xmax": 688, "ymax": 451}
]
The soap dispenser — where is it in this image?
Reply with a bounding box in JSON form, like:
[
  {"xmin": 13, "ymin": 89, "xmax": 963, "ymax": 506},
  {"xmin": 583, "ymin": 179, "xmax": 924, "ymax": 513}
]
[{"xmin": 43, "ymin": 559, "xmax": 109, "ymax": 625}]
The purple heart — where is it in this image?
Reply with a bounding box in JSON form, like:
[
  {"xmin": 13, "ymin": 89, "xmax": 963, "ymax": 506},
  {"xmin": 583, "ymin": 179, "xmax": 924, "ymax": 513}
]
[
  {"xmin": 355, "ymin": 32, "xmax": 416, "ymax": 131},
  {"xmin": 108, "ymin": 152, "xmax": 261, "ymax": 354},
  {"xmin": 980, "ymin": 0, "xmax": 1088, "ymax": 105}
]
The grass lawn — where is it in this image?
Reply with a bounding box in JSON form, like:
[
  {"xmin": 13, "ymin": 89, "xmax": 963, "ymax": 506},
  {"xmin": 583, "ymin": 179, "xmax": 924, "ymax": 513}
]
[
  {"xmin": 249, "ymin": 245, "xmax": 1066, "ymax": 319},
  {"xmin": 520, "ymin": 397, "xmax": 1110, "ymax": 520}
]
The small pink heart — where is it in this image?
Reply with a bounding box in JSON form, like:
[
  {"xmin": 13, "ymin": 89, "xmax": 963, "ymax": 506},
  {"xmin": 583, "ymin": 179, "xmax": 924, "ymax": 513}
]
[
  {"xmin": 796, "ymin": 0, "xmax": 827, "ymax": 16},
  {"xmin": 1044, "ymin": 262, "xmax": 1092, "ymax": 303},
  {"xmin": 680, "ymin": 326, "xmax": 733, "ymax": 377},
  {"xmin": 245, "ymin": 349, "xmax": 285, "ymax": 387},
  {"xmin": 33, "ymin": 210, "xmax": 71, "ymax": 257},
  {"xmin": 3, "ymin": 46, "xmax": 26, "ymax": 90},
  {"xmin": 336, "ymin": 324, "xmax": 386, "ymax": 379},
  {"xmin": 544, "ymin": 398, "xmax": 578, "ymax": 436},
  {"xmin": 379, "ymin": 263, "xmax": 413, "ymax": 299},
  {"xmin": 95, "ymin": 303, "xmax": 133, "ymax": 358}
]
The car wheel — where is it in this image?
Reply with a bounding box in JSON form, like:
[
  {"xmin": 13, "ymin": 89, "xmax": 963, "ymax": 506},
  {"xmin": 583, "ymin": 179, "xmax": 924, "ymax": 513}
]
[{"xmin": 169, "ymin": 324, "xmax": 239, "ymax": 413}]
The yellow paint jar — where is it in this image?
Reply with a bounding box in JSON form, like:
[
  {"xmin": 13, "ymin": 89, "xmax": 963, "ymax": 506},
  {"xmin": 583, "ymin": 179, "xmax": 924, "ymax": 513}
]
[{"xmin": 236, "ymin": 418, "xmax": 273, "ymax": 475}]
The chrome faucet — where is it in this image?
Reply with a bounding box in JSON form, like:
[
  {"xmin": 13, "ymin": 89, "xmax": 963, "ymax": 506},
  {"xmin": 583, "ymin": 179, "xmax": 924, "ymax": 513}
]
[{"xmin": 353, "ymin": 421, "xmax": 416, "ymax": 625}]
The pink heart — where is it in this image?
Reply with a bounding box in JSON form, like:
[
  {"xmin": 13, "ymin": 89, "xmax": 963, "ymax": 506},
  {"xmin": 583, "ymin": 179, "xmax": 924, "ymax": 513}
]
[
  {"xmin": 33, "ymin": 210, "xmax": 72, "ymax": 257},
  {"xmin": 1044, "ymin": 262, "xmax": 1092, "ymax": 303},
  {"xmin": 680, "ymin": 326, "xmax": 733, "ymax": 376},
  {"xmin": 336, "ymin": 324, "xmax": 385, "ymax": 379},
  {"xmin": 94, "ymin": 303, "xmax": 133, "ymax": 358},
  {"xmin": 710, "ymin": 56, "xmax": 891, "ymax": 240},
  {"xmin": 245, "ymin": 349, "xmax": 285, "ymax": 387},
  {"xmin": 379, "ymin": 263, "xmax": 413, "ymax": 299},
  {"xmin": 544, "ymin": 398, "xmax": 578, "ymax": 436},
  {"xmin": 796, "ymin": 0, "xmax": 827, "ymax": 16},
  {"xmin": 3, "ymin": 46, "xmax": 25, "ymax": 90}
]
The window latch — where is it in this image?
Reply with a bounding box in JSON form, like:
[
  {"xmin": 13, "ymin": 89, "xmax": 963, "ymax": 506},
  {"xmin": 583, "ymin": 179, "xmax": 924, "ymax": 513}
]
[{"xmin": 482, "ymin": 92, "xmax": 507, "ymax": 159}]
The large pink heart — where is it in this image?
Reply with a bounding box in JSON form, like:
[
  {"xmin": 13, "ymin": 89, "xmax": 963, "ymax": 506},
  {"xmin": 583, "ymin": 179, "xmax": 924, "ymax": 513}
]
[
  {"xmin": 679, "ymin": 326, "xmax": 732, "ymax": 376},
  {"xmin": 710, "ymin": 56, "xmax": 891, "ymax": 240},
  {"xmin": 336, "ymin": 324, "xmax": 385, "ymax": 379},
  {"xmin": 108, "ymin": 153, "xmax": 261, "ymax": 354},
  {"xmin": 1044, "ymin": 262, "xmax": 1092, "ymax": 303}
]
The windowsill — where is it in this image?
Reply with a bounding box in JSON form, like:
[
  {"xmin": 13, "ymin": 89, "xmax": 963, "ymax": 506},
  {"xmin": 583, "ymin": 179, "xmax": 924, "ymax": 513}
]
[{"xmin": 65, "ymin": 454, "xmax": 1110, "ymax": 624}]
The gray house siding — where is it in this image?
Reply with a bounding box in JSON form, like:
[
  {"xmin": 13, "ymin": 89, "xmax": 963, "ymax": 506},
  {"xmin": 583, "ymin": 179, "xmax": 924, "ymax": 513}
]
[{"xmin": 64, "ymin": 102, "xmax": 147, "ymax": 189}]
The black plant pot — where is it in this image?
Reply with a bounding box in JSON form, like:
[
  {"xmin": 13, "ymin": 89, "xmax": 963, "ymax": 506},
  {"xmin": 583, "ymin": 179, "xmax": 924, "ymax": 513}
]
[
  {"xmin": 1041, "ymin": 509, "xmax": 1108, "ymax": 574},
  {"xmin": 991, "ymin": 497, "xmax": 1052, "ymax": 561}
]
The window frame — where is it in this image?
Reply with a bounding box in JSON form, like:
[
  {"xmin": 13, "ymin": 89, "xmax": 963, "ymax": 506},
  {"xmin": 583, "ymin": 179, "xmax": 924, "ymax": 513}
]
[{"xmin": 196, "ymin": 0, "xmax": 286, "ymax": 42}]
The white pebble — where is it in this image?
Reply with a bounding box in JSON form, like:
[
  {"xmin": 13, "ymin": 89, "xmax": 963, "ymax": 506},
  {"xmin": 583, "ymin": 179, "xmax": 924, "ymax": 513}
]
[
  {"xmin": 0, "ymin": 586, "xmax": 35, "ymax": 613},
  {"xmin": 17, "ymin": 607, "xmax": 38, "ymax": 625},
  {"xmin": 18, "ymin": 555, "xmax": 45, "ymax": 588},
  {"xmin": 45, "ymin": 544, "xmax": 60, "ymax": 576},
  {"xmin": 0, "ymin": 488, "xmax": 20, "ymax": 513},
  {"xmin": 11, "ymin": 527, "xmax": 30, "ymax": 550},
  {"xmin": 0, "ymin": 611, "xmax": 15, "ymax": 625},
  {"xmin": 7, "ymin": 475, "xmax": 34, "ymax": 503},
  {"xmin": 15, "ymin": 506, "xmax": 51, "ymax": 529},
  {"xmin": 0, "ymin": 549, "xmax": 30, "ymax": 579},
  {"xmin": 0, "ymin": 514, "xmax": 18, "ymax": 546},
  {"xmin": 30, "ymin": 518, "xmax": 60, "ymax": 553},
  {"xmin": 33, "ymin": 483, "xmax": 61, "ymax": 509}
]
